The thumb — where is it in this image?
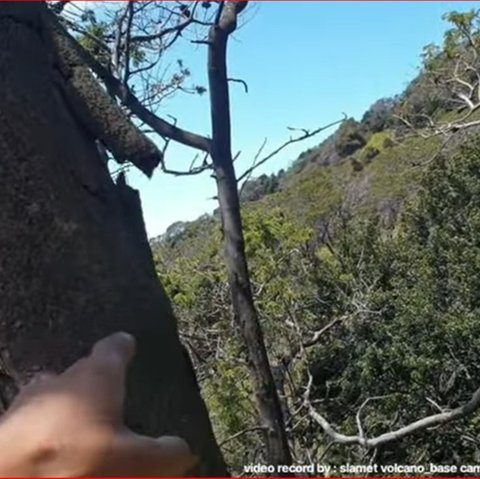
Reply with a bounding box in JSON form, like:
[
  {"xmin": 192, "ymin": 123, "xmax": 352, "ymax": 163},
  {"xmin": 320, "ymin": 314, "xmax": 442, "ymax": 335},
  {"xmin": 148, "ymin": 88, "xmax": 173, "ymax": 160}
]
[{"xmin": 106, "ymin": 431, "xmax": 197, "ymax": 477}]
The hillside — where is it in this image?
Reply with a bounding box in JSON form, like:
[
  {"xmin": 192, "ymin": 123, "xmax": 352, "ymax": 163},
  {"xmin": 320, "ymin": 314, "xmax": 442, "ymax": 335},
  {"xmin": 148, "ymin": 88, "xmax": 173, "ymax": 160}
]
[
  {"xmin": 153, "ymin": 102, "xmax": 459, "ymax": 262},
  {"xmin": 151, "ymin": 9, "xmax": 480, "ymax": 476}
]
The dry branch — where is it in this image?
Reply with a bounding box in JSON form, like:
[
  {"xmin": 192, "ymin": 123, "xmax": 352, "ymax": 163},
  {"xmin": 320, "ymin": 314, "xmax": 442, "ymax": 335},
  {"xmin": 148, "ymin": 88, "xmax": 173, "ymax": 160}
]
[
  {"xmin": 237, "ymin": 116, "xmax": 346, "ymax": 184},
  {"xmin": 305, "ymin": 372, "xmax": 480, "ymax": 448}
]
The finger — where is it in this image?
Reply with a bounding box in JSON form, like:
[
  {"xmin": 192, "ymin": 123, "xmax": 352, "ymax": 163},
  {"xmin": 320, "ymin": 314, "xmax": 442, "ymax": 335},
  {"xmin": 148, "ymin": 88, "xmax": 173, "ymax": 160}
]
[
  {"xmin": 106, "ymin": 432, "xmax": 197, "ymax": 477},
  {"xmin": 5, "ymin": 372, "xmax": 57, "ymax": 414},
  {"xmin": 89, "ymin": 332, "xmax": 136, "ymax": 377},
  {"xmin": 61, "ymin": 332, "xmax": 136, "ymax": 416}
]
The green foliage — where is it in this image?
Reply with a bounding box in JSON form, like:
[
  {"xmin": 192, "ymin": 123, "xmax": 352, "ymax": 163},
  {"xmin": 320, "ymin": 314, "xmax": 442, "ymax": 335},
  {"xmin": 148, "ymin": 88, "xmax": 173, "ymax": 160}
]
[
  {"xmin": 153, "ymin": 135, "xmax": 480, "ymax": 473},
  {"xmin": 76, "ymin": 15, "xmax": 147, "ymax": 68},
  {"xmin": 442, "ymin": 10, "xmax": 480, "ymax": 59},
  {"xmin": 312, "ymin": 141, "xmax": 480, "ymax": 465},
  {"xmin": 358, "ymin": 131, "xmax": 393, "ymax": 163},
  {"xmin": 334, "ymin": 118, "xmax": 367, "ymax": 157},
  {"xmin": 77, "ymin": 20, "xmax": 112, "ymax": 66}
]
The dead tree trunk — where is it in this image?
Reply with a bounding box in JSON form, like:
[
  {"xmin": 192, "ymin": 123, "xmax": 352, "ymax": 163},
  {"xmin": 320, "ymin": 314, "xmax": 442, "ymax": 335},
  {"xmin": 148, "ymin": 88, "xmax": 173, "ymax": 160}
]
[
  {"xmin": 0, "ymin": 3, "xmax": 226, "ymax": 476},
  {"xmin": 207, "ymin": 3, "xmax": 292, "ymax": 467}
]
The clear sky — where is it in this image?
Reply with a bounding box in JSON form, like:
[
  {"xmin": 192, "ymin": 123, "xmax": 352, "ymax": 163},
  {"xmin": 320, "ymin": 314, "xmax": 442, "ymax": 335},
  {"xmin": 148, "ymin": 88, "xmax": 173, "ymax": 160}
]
[{"xmin": 122, "ymin": 1, "xmax": 475, "ymax": 238}]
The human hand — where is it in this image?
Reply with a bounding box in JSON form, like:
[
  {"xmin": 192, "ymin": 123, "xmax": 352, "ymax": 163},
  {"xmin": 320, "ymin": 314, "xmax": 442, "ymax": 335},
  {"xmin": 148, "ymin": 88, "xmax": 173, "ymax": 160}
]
[{"xmin": 0, "ymin": 332, "xmax": 196, "ymax": 477}]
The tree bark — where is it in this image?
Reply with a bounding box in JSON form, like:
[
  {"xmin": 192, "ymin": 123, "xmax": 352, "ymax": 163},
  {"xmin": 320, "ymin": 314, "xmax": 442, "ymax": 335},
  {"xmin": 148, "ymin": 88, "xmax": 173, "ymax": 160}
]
[
  {"xmin": 0, "ymin": 3, "xmax": 226, "ymax": 476},
  {"xmin": 207, "ymin": 3, "xmax": 292, "ymax": 468}
]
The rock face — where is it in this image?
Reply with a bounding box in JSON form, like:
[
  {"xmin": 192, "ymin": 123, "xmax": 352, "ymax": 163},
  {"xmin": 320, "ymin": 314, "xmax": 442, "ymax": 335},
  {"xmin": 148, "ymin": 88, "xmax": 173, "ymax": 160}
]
[{"xmin": 0, "ymin": 3, "xmax": 226, "ymax": 476}]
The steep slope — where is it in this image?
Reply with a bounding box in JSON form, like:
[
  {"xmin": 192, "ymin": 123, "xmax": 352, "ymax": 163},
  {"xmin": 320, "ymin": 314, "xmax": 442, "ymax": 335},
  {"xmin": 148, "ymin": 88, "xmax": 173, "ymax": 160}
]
[{"xmin": 150, "ymin": 11, "xmax": 480, "ymax": 473}]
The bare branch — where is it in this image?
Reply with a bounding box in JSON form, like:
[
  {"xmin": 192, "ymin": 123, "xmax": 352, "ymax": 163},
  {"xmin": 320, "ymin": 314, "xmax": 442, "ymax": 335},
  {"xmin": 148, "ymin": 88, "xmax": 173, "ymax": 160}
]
[
  {"xmin": 238, "ymin": 137, "xmax": 267, "ymax": 197},
  {"xmin": 159, "ymin": 119, "xmax": 212, "ymax": 176},
  {"xmin": 237, "ymin": 116, "xmax": 346, "ymax": 184},
  {"xmin": 305, "ymin": 380, "xmax": 480, "ymax": 448},
  {"xmin": 228, "ymin": 77, "xmax": 248, "ymax": 93},
  {"xmin": 159, "ymin": 162, "xmax": 212, "ymax": 176},
  {"xmin": 302, "ymin": 317, "xmax": 343, "ymax": 349},
  {"xmin": 130, "ymin": 17, "xmax": 193, "ymax": 43},
  {"xmin": 123, "ymin": 1, "xmax": 135, "ymax": 84},
  {"xmin": 356, "ymin": 396, "xmax": 391, "ymax": 447},
  {"xmin": 191, "ymin": 39, "xmax": 212, "ymax": 46}
]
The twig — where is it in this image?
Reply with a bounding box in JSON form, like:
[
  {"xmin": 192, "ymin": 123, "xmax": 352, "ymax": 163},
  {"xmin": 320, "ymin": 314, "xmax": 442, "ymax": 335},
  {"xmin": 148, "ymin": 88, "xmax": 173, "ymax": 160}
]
[
  {"xmin": 219, "ymin": 426, "xmax": 266, "ymax": 447},
  {"xmin": 228, "ymin": 77, "xmax": 248, "ymax": 93}
]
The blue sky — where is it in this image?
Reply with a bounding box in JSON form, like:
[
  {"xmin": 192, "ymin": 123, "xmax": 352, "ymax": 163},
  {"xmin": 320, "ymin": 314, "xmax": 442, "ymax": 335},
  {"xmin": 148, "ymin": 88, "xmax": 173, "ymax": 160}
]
[{"xmin": 124, "ymin": 1, "xmax": 476, "ymax": 238}]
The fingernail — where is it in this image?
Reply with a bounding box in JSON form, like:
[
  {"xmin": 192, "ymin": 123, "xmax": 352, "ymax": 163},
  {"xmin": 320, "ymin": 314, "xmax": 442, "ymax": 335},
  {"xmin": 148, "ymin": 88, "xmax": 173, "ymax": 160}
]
[
  {"xmin": 115, "ymin": 331, "xmax": 136, "ymax": 346},
  {"xmin": 92, "ymin": 331, "xmax": 137, "ymax": 362}
]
